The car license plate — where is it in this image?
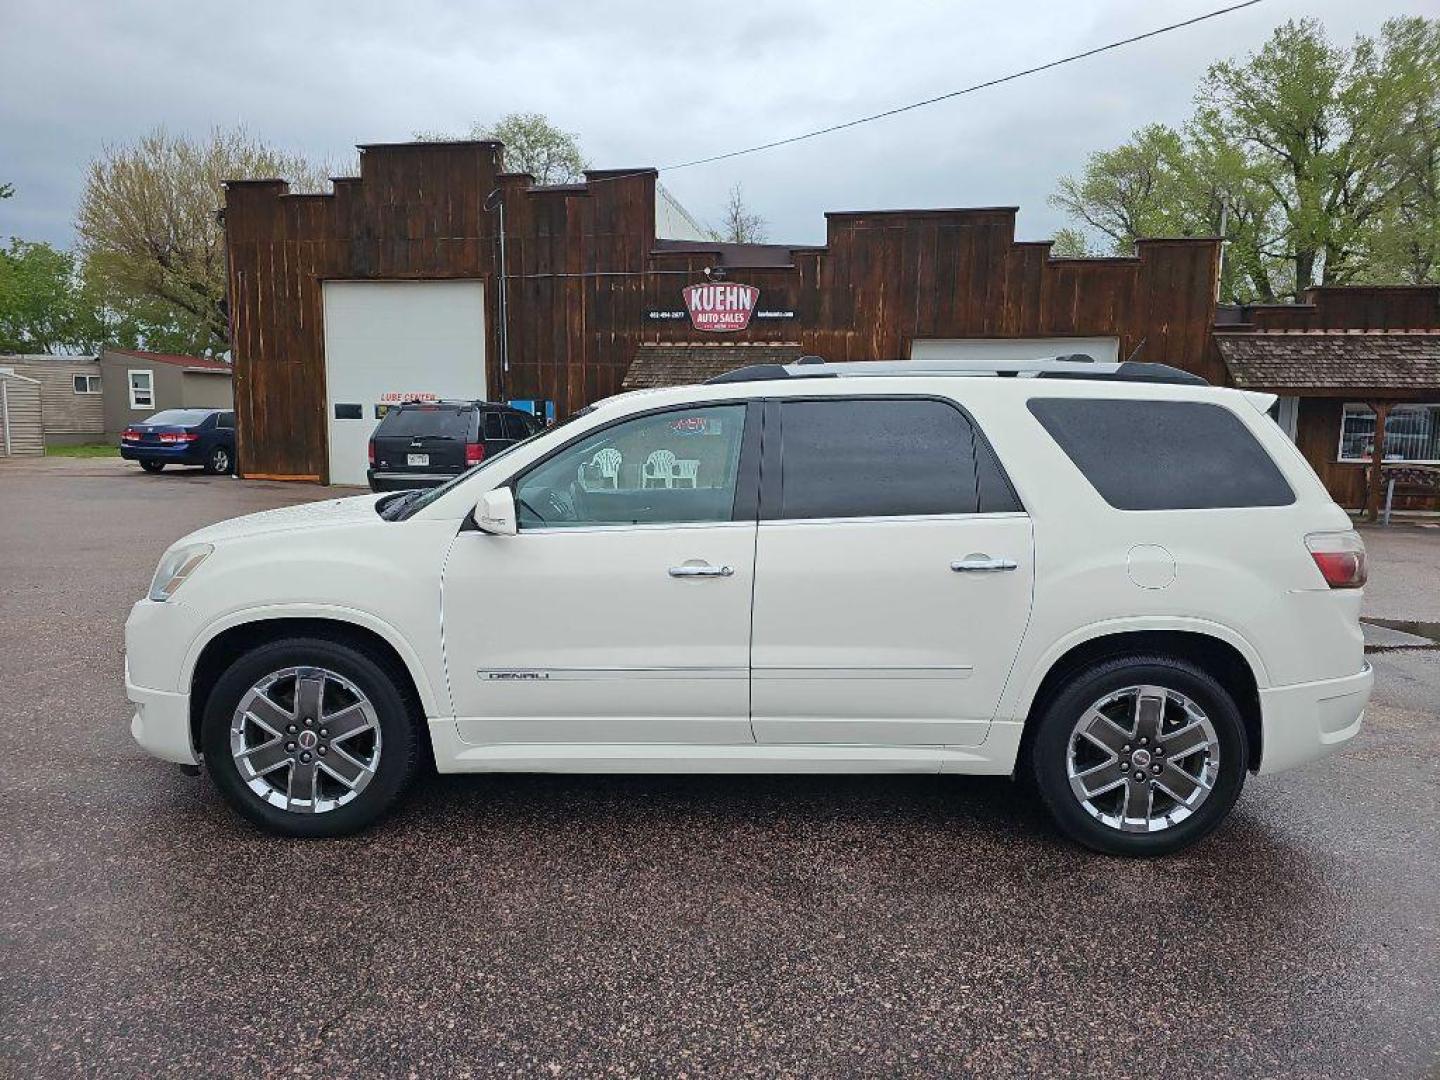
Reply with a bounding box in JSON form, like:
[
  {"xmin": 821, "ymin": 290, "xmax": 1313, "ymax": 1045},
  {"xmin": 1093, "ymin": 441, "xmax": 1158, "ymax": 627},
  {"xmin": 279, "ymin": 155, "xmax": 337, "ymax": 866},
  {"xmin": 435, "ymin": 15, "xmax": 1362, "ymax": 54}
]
[{"xmin": 407, "ymin": 453, "xmax": 429, "ymax": 466}]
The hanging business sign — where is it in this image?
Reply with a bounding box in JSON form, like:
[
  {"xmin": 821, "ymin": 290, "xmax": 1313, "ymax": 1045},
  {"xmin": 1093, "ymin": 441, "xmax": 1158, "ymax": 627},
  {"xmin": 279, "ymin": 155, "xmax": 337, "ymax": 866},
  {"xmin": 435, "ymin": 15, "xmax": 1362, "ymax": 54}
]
[
  {"xmin": 683, "ymin": 283, "xmax": 758, "ymax": 332},
  {"xmin": 645, "ymin": 282, "xmax": 796, "ymax": 331}
]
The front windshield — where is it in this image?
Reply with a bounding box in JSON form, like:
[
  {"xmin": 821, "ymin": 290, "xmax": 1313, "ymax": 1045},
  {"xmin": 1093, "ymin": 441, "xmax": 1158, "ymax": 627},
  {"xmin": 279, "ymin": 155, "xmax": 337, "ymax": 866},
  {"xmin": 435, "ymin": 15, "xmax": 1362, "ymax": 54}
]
[{"xmin": 381, "ymin": 405, "xmax": 597, "ymax": 521}]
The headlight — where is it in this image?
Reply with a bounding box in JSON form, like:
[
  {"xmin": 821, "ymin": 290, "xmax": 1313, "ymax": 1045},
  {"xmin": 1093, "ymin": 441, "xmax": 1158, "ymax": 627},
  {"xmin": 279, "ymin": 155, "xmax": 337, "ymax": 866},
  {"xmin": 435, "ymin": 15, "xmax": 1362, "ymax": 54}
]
[{"xmin": 148, "ymin": 543, "xmax": 213, "ymax": 602}]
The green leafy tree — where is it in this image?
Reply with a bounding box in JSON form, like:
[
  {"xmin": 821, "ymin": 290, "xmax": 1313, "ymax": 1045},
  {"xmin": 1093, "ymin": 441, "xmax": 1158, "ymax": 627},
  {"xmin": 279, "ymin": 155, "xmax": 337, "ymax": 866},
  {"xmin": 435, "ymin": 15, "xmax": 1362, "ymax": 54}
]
[
  {"xmin": 1050, "ymin": 228, "xmax": 1093, "ymax": 258},
  {"xmin": 75, "ymin": 126, "xmax": 331, "ymax": 354},
  {"xmin": 418, "ymin": 112, "xmax": 589, "ymax": 185},
  {"xmin": 1051, "ymin": 17, "xmax": 1440, "ymax": 300},
  {"xmin": 0, "ymin": 239, "xmax": 112, "ymax": 354}
]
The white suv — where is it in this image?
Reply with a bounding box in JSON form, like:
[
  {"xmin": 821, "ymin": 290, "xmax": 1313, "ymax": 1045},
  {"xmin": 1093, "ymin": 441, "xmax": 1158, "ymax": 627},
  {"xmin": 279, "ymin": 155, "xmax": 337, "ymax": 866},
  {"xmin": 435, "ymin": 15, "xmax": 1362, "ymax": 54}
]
[{"xmin": 125, "ymin": 357, "xmax": 1373, "ymax": 855}]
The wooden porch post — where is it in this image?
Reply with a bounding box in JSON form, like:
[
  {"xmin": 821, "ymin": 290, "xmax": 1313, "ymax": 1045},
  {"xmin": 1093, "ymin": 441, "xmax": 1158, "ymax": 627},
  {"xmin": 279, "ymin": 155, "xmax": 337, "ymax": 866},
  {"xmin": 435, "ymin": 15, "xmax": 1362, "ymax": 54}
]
[{"xmin": 1364, "ymin": 401, "xmax": 1391, "ymax": 522}]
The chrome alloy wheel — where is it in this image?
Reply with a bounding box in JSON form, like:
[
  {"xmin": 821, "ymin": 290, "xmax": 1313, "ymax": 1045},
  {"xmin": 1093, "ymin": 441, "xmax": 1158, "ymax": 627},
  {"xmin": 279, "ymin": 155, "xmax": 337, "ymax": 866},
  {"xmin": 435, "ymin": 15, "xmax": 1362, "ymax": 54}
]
[
  {"xmin": 230, "ymin": 666, "xmax": 382, "ymax": 814},
  {"xmin": 1065, "ymin": 685, "xmax": 1220, "ymax": 833}
]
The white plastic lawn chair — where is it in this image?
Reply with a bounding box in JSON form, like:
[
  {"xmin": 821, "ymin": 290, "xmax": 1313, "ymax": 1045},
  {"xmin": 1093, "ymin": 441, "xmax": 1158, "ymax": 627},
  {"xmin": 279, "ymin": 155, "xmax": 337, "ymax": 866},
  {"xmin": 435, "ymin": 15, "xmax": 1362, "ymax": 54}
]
[
  {"xmin": 579, "ymin": 447, "xmax": 622, "ymax": 489},
  {"xmin": 642, "ymin": 449, "xmax": 677, "ymax": 488},
  {"xmin": 673, "ymin": 459, "xmax": 699, "ymax": 488}
]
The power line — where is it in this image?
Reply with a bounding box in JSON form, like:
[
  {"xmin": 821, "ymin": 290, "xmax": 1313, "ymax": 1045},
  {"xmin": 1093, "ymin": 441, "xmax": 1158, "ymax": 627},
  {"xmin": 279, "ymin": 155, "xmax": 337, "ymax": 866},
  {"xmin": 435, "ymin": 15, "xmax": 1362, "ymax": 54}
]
[{"xmin": 654, "ymin": 0, "xmax": 1266, "ymax": 174}]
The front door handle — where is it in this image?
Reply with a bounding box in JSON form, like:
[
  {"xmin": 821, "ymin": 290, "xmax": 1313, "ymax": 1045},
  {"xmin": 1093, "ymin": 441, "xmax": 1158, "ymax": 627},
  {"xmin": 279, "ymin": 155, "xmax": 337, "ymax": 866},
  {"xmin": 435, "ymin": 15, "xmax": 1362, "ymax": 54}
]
[
  {"xmin": 669, "ymin": 564, "xmax": 734, "ymax": 578},
  {"xmin": 951, "ymin": 557, "xmax": 1018, "ymax": 573}
]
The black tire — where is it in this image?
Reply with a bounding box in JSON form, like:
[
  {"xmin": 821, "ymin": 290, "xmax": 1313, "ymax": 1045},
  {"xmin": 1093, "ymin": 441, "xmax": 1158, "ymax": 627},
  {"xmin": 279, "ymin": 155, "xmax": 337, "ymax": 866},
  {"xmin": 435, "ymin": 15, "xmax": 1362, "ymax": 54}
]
[
  {"xmin": 201, "ymin": 637, "xmax": 420, "ymax": 838},
  {"xmin": 204, "ymin": 446, "xmax": 232, "ymax": 475},
  {"xmin": 1029, "ymin": 655, "xmax": 1247, "ymax": 857},
  {"xmin": 139, "ymin": 460, "xmax": 164, "ymax": 473}
]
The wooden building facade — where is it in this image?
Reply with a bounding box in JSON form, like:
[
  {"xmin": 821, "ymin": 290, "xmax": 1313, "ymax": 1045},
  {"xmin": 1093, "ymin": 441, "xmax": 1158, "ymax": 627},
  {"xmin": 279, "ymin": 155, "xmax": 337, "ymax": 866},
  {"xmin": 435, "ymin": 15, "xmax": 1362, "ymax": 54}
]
[
  {"xmin": 1214, "ymin": 287, "xmax": 1440, "ymax": 516},
  {"xmin": 224, "ymin": 140, "xmax": 1221, "ymax": 484}
]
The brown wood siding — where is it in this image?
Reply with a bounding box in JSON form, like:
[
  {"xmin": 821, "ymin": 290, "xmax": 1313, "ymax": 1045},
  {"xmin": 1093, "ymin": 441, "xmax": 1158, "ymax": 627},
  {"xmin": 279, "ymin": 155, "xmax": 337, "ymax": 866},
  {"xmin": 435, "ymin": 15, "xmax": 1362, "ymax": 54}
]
[
  {"xmin": 225, "ymin": 144, "xmax": 1221, "ymax": 481},
  {"xmin": 1221, "ymin": 286, "xmax": 1440, "ymax": 333},
  {"xmin": 1295, "ymin": 397, "xmax": 1440, "ymax": 512}
]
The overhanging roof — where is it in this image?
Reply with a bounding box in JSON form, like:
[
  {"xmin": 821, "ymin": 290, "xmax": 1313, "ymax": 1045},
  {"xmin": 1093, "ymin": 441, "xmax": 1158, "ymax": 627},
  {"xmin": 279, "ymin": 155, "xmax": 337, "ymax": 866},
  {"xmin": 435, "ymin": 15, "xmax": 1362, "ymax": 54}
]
[
  {"xmin": 1214, "ymin": 330, "xmax": 1440, "ymax": 396},
  {"xmin": 622, "ymin": 343, "xmax": 804, "ymax": 391}
]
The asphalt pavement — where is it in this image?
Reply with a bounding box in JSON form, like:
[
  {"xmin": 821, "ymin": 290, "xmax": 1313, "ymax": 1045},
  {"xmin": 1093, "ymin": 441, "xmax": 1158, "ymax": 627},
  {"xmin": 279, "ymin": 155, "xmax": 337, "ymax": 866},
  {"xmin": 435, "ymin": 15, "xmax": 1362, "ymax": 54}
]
[{"xmin": 1, "ymin": 456, "xmax": 1437, "ymax": 1079}]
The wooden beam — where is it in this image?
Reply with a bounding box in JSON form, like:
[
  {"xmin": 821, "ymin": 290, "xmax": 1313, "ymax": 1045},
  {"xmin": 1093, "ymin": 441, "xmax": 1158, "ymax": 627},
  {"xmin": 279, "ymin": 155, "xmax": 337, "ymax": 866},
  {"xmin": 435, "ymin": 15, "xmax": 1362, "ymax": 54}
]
[{"xmin": 1364, "ymin": 401, "xmax": 1391, "ymax": 522}]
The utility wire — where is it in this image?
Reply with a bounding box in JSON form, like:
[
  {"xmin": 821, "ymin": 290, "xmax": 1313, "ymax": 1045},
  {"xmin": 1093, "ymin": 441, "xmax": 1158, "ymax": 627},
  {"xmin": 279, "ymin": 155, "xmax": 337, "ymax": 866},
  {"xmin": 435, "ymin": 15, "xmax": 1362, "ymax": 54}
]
[
  {"xmin": 654, "ymin": 0, "xmax": 1266, "ymax": 174},
  {"xmin": 491, "ymin": 0, "xmax": 1266, "ymax": 200}
]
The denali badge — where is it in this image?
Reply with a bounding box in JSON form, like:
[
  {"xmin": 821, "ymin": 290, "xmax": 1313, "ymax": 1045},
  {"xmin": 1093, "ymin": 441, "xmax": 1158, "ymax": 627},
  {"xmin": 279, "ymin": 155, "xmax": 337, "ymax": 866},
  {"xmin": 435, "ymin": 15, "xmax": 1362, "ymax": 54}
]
[{"xmin": 483, "ymin": 671, "xmax": 549, "ymax": 680}]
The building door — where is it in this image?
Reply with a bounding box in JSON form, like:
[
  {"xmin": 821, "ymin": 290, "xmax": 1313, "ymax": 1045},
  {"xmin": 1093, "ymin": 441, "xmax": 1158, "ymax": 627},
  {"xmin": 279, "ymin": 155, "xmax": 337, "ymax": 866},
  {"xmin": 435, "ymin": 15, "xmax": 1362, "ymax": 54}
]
[
  {"xmin": 911, "ymin": 337, "xmax": 1120, "ymax": 364},
  {"xmin": 321, "ymin": 281, "xmax": 486, "ymax": 486},
  {"xmin": 750, "ymin": 397, "xmax": 1035, "ymax": 747},
  {"xmin": 442, "ymin": 402, "xmax": 758, "ymax": 746}
]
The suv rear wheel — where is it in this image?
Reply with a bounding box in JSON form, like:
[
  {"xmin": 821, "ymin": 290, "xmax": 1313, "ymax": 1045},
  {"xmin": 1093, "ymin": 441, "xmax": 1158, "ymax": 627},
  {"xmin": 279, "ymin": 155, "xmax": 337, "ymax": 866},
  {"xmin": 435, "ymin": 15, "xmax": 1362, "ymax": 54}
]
[
  {"xmin": 1030, "ymin": 655, "xmax": 1247, "ymax": 856},
  {"xmin": 201, "ymin": 637, "xmax": 419, "ymax": 837}
]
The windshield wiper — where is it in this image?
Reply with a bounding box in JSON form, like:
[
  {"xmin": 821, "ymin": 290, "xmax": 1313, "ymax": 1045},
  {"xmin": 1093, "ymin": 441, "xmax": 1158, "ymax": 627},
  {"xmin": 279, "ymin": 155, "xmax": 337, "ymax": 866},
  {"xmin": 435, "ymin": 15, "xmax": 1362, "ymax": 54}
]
[{"xmin": 378, "ymin": 489, "xmax": 422, "ymax": 521}]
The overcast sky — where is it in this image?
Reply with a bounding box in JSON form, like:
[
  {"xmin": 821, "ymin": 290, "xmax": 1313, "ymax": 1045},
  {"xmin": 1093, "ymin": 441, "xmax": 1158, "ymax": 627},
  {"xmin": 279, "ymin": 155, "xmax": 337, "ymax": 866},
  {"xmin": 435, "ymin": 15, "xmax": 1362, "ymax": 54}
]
[{"xmin": 1, "ymin": 0, "xmax": 1433, "ymax": 252}]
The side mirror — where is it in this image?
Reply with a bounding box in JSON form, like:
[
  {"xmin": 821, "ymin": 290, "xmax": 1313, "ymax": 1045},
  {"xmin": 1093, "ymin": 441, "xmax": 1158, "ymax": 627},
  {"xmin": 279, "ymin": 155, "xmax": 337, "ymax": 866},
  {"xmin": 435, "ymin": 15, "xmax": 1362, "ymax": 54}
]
[{"xmin": 475, "ymin": 487, "xmax": 517, "ymax": 536}]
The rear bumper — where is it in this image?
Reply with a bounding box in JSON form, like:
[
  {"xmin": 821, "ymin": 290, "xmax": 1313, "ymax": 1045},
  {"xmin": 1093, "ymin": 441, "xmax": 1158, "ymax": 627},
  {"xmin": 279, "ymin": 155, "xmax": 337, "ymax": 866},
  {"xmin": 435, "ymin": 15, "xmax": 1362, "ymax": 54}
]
[
  {"xmin": 1256, "ymin": 662, "xmax": 1373, "ymax": 775},
  {"xmin": 121, "ymin": 444, "xmax": 205, "ymax": 465},
  {"xmin": 367, "ymin": 469, "xmax": 460, "ymax": 491},
  {"xmin": 126, "ymin": 658, "xmax": 199, "ymax": 766}
]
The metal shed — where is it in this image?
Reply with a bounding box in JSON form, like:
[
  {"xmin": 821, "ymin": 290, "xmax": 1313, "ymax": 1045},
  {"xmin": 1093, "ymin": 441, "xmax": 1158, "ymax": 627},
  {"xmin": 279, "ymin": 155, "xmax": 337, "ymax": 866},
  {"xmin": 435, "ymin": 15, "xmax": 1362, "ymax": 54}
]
[{"xmin": 0, "ymin": 368, "xmax": 45, "ymax": 457}]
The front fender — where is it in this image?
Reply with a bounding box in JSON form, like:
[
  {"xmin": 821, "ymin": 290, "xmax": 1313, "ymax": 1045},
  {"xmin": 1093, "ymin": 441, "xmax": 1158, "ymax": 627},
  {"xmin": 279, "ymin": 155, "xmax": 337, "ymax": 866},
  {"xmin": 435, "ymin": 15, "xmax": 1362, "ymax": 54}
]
[{"xmin": 180, "ymin": 603, "xmax": 448, "ymax": 718}]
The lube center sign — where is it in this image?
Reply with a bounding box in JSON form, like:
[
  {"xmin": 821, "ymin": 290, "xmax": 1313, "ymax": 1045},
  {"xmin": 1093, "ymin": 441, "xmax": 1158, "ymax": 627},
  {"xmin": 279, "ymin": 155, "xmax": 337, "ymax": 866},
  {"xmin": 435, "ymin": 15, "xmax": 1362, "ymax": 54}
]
[{"xmin": 683, "ymin": 283, "xmax": 759, "ymax": 332}]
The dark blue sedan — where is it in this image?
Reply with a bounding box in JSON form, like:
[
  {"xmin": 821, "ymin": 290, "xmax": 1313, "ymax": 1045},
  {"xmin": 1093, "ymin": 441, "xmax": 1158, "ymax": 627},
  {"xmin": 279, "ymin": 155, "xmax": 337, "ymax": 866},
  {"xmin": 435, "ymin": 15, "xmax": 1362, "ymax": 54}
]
[{"xmin": 120, "ymin": 409, "xmax": 236, "ymax": 474}]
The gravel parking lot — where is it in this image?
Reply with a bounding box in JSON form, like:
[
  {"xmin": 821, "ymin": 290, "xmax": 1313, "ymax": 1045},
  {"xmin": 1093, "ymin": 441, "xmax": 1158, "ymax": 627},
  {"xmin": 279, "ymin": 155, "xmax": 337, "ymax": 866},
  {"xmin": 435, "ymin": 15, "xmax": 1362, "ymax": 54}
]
[{"xmin": 2, "ymin": 456, "xmax": 1438, "ymax": 1079}]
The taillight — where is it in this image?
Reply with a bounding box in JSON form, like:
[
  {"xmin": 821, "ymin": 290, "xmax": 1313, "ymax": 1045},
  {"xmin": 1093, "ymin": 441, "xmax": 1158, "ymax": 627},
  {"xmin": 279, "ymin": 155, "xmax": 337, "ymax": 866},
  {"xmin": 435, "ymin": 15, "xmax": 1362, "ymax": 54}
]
[
  {"xmin": 1306, "ymin": 532, "xmax": 1367, "ymax": 589},
  {"xmin": 465, "ymin": 442, "xmax": 485, "ymax": 466},
  {"xmin": 121, "ymin": 428, "xmax": 139, "ymax": 441},
  {"xmin": 158, "ymin": 432, "xmax": 197, "ymax": 444},
  {"xmin": 368, "ymin": 440, "xmax": 376, "ymax": 466}
]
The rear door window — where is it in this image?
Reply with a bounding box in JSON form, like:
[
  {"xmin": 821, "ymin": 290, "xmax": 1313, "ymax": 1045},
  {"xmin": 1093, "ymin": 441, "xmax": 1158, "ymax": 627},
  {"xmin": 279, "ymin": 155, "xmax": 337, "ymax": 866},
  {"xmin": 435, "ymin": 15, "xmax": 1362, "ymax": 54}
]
[
  {"xmin": 502, "ymin": 414, "xmax": 529, "ymax": 441},
  {"xmin": 1027, "ymin": 398, "xmax": 1295, "ymax": 510},
  {"xmin": 775, "ymin": 398, "xmax": 1017, "ymax": 519}
]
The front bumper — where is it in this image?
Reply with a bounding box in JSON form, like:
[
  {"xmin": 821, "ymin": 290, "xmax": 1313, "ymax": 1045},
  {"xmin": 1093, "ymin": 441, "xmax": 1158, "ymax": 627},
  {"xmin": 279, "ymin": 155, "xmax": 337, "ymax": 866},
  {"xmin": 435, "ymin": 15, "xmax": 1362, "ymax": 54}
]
[
  {"xmin": 126, "ymin": 658, "xmax": 198, "ymax": 765},
  {"xmin": 1256, "ymin": 662, "xmax": 1373, "ymax": 775}
]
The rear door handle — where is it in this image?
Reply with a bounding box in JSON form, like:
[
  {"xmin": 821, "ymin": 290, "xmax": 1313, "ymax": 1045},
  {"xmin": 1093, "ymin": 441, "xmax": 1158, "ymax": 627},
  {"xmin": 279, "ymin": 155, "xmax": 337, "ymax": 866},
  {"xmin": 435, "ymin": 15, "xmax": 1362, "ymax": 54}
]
[
  {"xmin": 951, "ymin": 557, "xmax": 1018, "ymax": 573},
  {"xmin": 669, "ymin": 564, "xmax": 734, "ymax": 578}
]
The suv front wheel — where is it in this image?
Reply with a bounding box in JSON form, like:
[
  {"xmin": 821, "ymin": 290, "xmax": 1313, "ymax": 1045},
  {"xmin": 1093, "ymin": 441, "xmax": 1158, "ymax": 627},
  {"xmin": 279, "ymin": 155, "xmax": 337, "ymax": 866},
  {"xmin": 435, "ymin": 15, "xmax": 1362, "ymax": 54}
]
[
  {"xmin": 1030, "ymin": 656, "xmax": 1247, "ymax": 856},
  {"xmin": 201, "ymin": 637, "xmax": 419, "ymax": 837}
]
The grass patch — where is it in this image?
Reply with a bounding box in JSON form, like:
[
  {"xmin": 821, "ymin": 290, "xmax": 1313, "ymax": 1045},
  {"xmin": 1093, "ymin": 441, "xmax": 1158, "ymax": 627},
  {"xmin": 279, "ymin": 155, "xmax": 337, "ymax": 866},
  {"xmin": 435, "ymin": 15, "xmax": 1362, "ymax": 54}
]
[{"xmin": 46, "ymin": 443, "xmax": 119, "ymax": 458}]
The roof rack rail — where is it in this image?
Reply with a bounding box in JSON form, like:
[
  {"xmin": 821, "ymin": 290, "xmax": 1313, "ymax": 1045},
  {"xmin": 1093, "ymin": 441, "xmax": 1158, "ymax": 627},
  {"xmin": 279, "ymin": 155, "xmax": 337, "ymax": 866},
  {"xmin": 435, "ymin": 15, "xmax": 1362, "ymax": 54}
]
[{"xmin": 705, "ymin": 356, "xmax": 1208, "ymax": 386}]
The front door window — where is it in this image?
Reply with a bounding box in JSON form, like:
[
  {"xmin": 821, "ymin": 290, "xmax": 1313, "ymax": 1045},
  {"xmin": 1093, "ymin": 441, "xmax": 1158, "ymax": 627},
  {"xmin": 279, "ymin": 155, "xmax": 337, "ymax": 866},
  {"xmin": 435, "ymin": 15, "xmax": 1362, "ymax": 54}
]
[{"xmin": 514, "ymin": 404, "xmax": 747, "ymax": 528}]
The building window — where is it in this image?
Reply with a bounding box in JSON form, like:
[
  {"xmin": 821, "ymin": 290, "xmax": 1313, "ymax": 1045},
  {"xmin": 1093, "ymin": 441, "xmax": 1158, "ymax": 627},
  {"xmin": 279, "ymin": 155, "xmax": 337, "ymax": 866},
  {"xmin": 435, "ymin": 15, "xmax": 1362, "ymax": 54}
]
[
  {"xmin": 128, "ymin": 370, "xmax": 154, "ymax": 409},
  {"xmin": 1339, "ymin": 403, "xmax": 1440, "ymax": 464},
  {"xmin": 73, "ymin": 374, "xmax": 101, "ymax": 394}
]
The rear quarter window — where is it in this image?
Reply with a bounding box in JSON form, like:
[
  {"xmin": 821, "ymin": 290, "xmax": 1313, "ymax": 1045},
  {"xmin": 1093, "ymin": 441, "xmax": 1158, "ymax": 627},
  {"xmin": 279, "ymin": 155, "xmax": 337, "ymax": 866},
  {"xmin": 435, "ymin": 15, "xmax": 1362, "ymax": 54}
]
[{"xmin": 1027, "ymin": 398, "xmax": 1294, "ymax": 510}]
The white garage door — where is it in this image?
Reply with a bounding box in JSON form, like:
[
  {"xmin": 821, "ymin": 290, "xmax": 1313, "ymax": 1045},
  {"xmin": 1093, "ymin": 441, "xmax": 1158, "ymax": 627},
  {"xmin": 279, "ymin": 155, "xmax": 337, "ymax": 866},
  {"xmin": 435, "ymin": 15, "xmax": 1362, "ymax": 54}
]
[
  {"xmin": 322, "ymin": 281, "xmax": 487, "ymax": 486},
  {"xmin": 911, "ymin": 336, "xmax": 1120, "ymax": 364}
]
